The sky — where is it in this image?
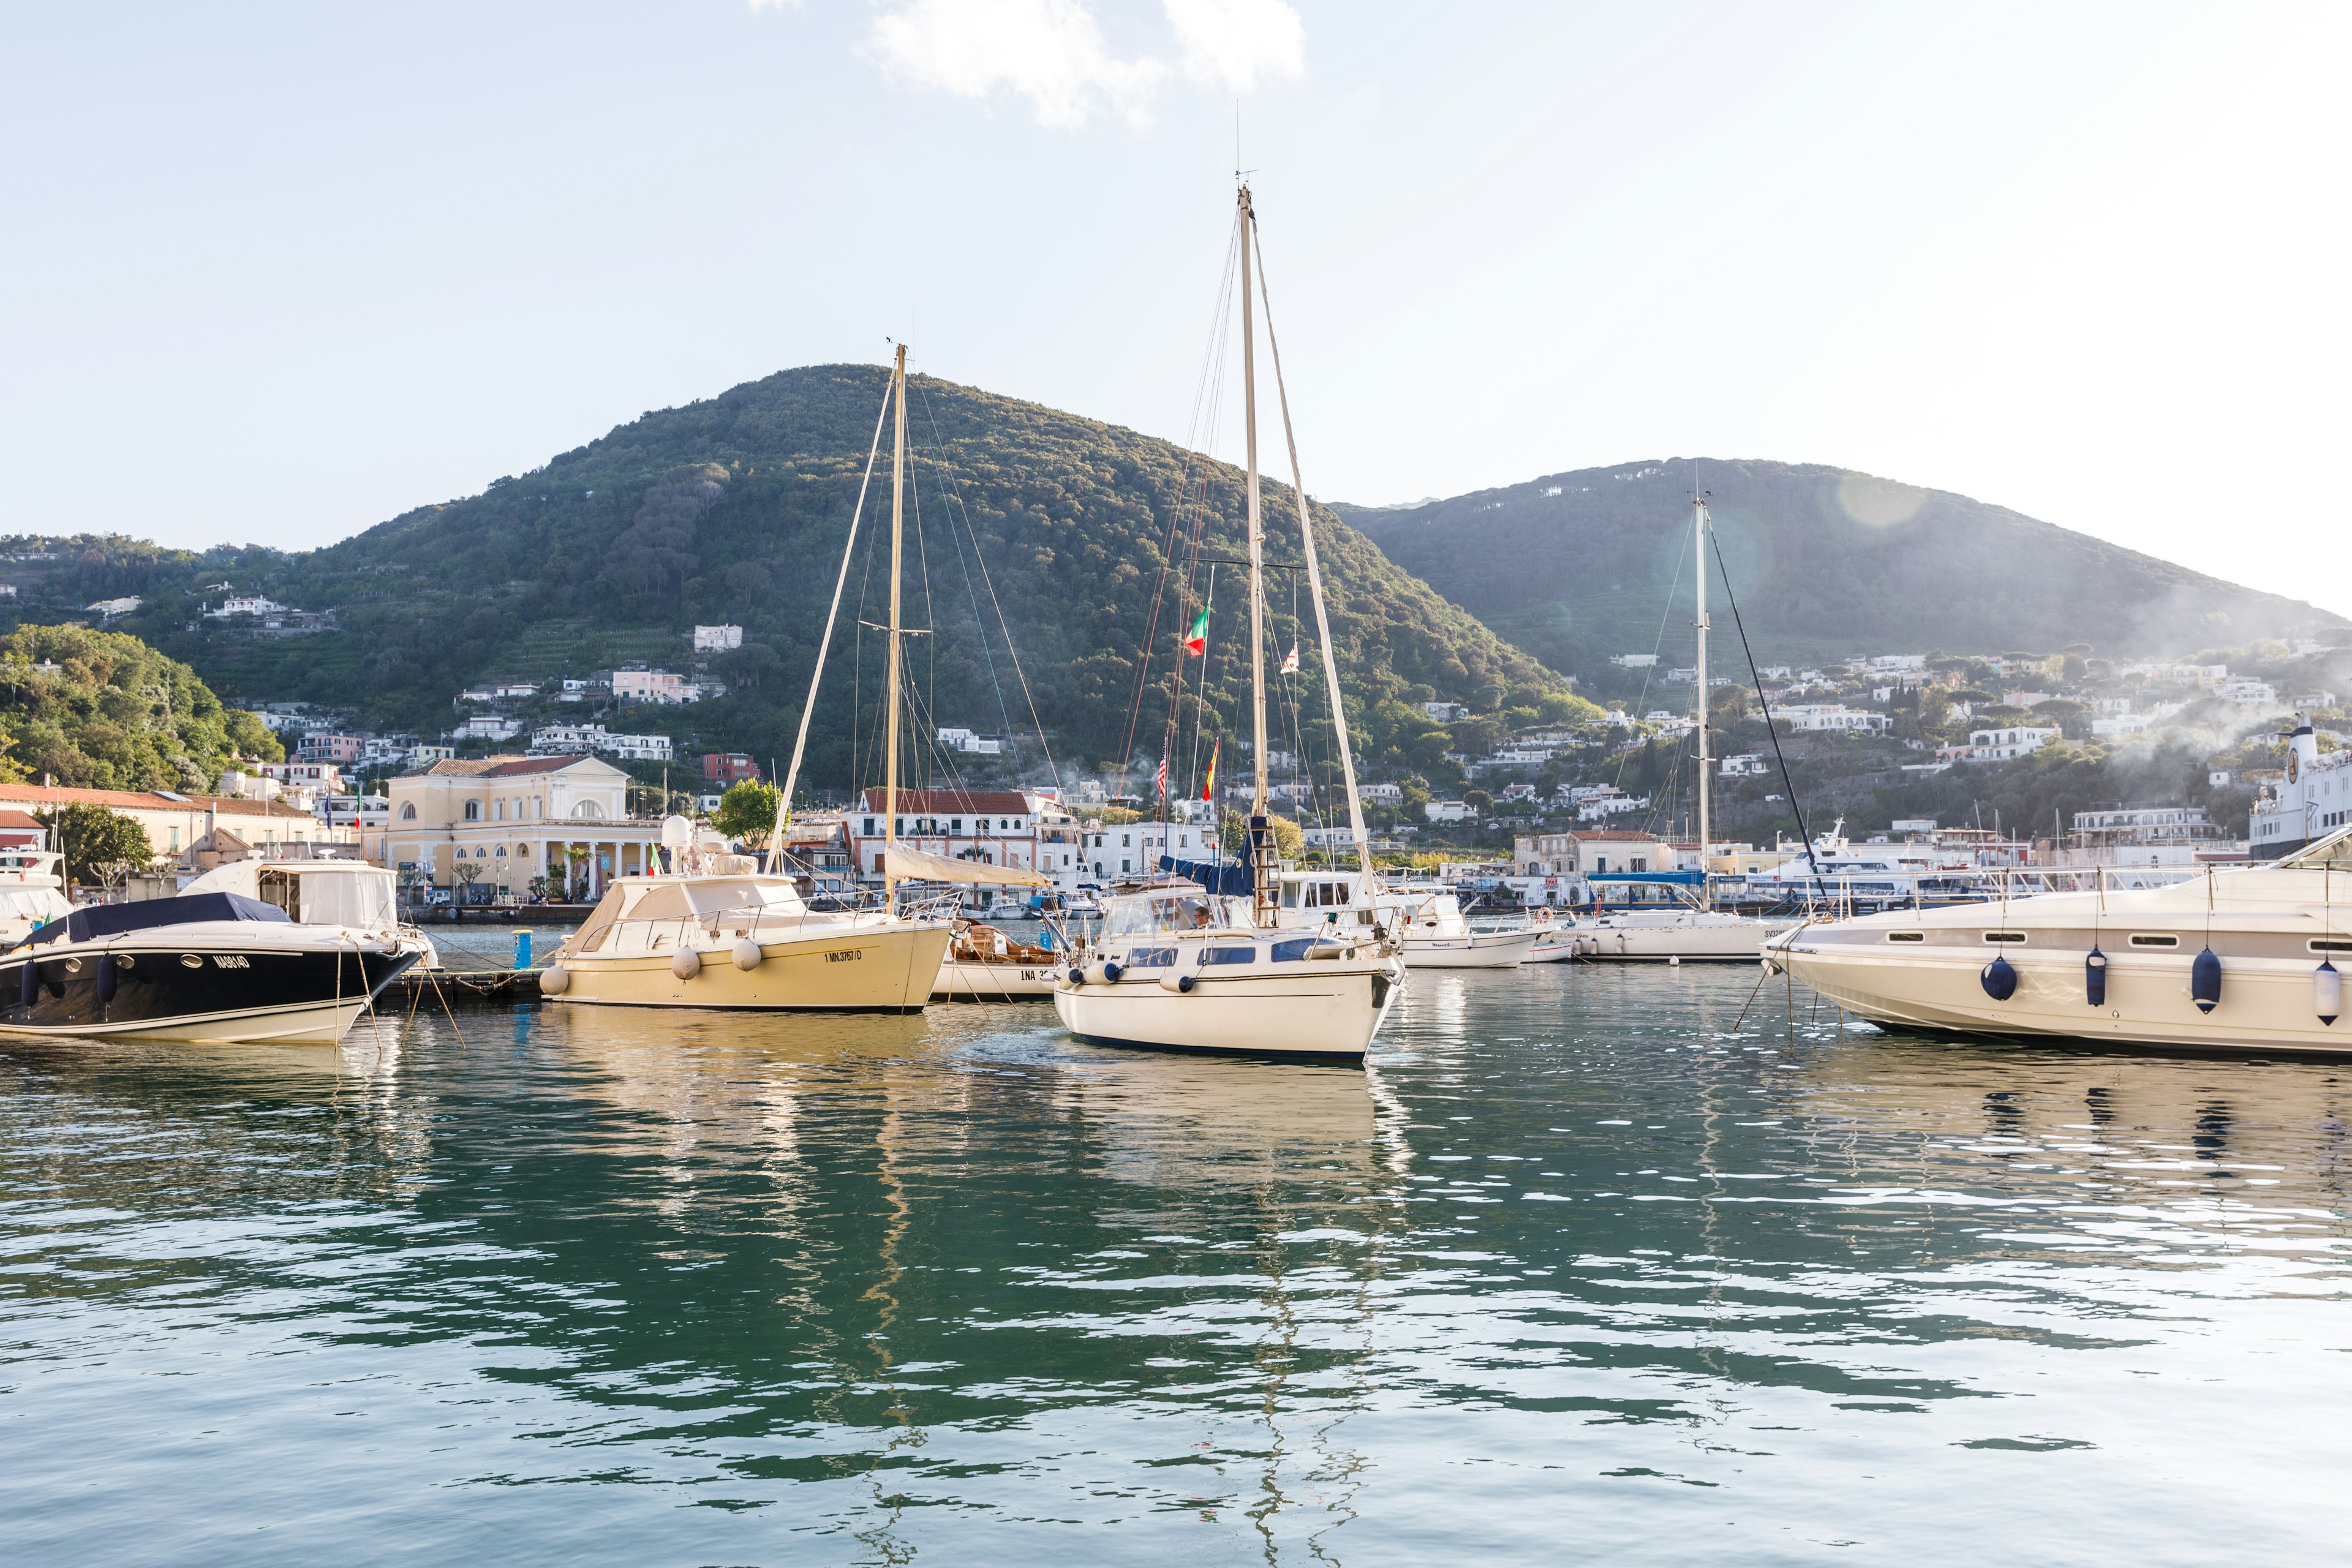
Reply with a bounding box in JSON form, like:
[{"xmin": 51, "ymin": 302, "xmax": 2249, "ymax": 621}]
[{"xmin": 3, "ymin": 1, "xmax": 2345, "ymax": 611}]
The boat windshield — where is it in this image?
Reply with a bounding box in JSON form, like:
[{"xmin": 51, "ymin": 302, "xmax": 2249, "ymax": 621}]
[
  {"xmin": 290, "ymin": 868, "xmax": 398, "ymax": 930},
  {"xmin": 1102, "ymin": 891, "xmax": 1246, "ymax": 938},
  {"xmin": 2280, "ymin": 828, "xmax": 2352, "ymax": 871}
]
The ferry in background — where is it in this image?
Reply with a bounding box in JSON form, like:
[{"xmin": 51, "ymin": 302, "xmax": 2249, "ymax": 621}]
[{"xmin": 2250, "ymin": 714, "xmax": 2346, "ymax": 858}]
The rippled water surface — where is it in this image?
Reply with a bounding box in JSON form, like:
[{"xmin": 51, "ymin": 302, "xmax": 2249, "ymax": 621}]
[{"xmin": 5, "ymin": 967, "xmax": 2350, "ymax": 1565}]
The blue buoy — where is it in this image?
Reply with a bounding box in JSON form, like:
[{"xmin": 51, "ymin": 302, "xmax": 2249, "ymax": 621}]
[
  {"xmin": 2317, "ymin": 959, "xmax": 2340, "ymax": 1026},
  {"xmin": 2192, "ymin": 948, "xmax": 2222, "ymax": 1014},
  {"xmin": 96, "ymin": 953, "xmax": 116, "ymax": 1006},
  {"xmin": 1102, "ymin": 961, "xmax": 1124, "ymax": 982},
  {"xmin": 1177, "ymin": 974, "xmax": 1196, "ymax": 993},
  {"xmin": 2085, "ymin": 947, "xmax": 2106, "ymax": 1008},
  {"xmin": 1981, "ymin": 955, "xmax": 2018, "ymax": 1001},
  {"xmin": 1066, "ymin": 967, "xmax": 1084, "ymax": 987}
]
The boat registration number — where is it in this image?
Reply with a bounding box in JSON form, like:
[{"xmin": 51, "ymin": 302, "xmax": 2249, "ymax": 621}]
[
  {"xmin": 213, "ymin": 955, "xmax": 250, "ymax": 968},
  {"xmin": 824, "ymin": 950, "xmax": 863, "ymax": 964}
]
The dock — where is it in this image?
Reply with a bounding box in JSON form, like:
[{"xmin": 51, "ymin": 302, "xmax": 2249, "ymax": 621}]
[{"xmin": 384, "ymin": 967, "xmax": 546, "ymax": 1004}]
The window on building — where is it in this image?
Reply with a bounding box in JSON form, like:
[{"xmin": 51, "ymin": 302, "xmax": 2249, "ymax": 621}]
[
  {"xmin": 952, "ymin": 819, "xmax": 963, "ymax": 834},
  {"xmin": 494, "ymin": 801, "xmax": 505, "ymax": 821},
  {"xmin": 464, "ymin": 801, "xmax": 480, "ymax": 821},
  {"xmin": 864, "ymin": 818, "xmax": 876, "ymax": 835},
  {"xmin": 573, "ymin": 800, "xmax": 603, "ymax": 819}
]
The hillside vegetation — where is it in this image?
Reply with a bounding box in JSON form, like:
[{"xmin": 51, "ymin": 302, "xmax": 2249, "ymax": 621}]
[
  {"xmin": 0, "ymin": 624, "xmax": 281, "ymax": 790},
  {"xmin": 6, "ymin": 368, "xmax": 1585, "ymax": 790},
  {"xmin": 1336, "ymin": 459, "xmax": 2342, "ymax": 691}
]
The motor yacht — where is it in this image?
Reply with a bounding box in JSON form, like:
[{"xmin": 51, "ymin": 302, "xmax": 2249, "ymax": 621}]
[
  {"xmin": 0, "ymin": 848, "xmax": 72, "ymax": 947},
  {"xmin": 1765, "ymin": 827, "xmax": 2352, "ymax": 1054},
  {"xmin": 539, "ymin": 864, "xmax": 951, "ymax": 1013},
  {"xmin": 1562, "ymin": 872, "xmax": 1766, "ymax": 962},
  {"xmin": 1270, "ymin": 865, "xmax": 1540, "ymax": 968},
  {"xmin": 0, "ymin": 858, "xmax": 426, "ymax": 1044}
]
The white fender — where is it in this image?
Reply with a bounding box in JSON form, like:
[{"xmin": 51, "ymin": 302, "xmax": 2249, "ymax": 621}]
[
  {"xmin": 538, "ymin": 965, "xmax": 570, "ymax": 995},
  {"xmin": 672, "ymin": 948, "xmax": 702, "ymax": 981},
  {"xmin": 732, "ymin": 940, "xmax": 763, "ymax": 971}
]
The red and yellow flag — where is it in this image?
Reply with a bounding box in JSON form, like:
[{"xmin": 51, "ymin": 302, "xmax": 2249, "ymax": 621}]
[{"xmin": 1200, "ymin": 737, "xmax": 1219, "ymax": 802}]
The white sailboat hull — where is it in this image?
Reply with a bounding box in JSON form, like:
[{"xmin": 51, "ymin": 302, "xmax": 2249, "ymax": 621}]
[
  {"xmin": 933, "ymin": 956, "xmax": 1060, "ymax": 999},
  {"xmin": 1054, "ymin": 959, "xmax": 1401, "ymax": 1061}
]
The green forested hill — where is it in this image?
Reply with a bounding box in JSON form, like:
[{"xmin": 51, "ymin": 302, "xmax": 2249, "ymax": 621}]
[
  {"xmin": 20, "ymin": 368, "xmax": 1583, "ymax": 788},
  {"xmin": 0, "ymin": 624, "xmax": 281, "ymax": 790},
  {"xmin": 1335, "ymin": 459, "xmax": 2343, "ymax": 688}
]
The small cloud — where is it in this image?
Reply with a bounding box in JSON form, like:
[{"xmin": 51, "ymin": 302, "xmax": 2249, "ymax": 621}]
[
  {"xmin": 1166, "ymin": 0, "xmax": 1303, "ymax": 91},
  {"xmin": 860, "ymin": 0, "xmax": 1303, "ymax": 129}
]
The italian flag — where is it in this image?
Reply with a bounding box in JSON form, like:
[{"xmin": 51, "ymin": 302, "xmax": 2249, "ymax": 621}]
[
  {"xmin": 1183, "ymin": 608, "xmax": 1208, "ymax": 657},
  {"xmin": 1200, "ymin": 737, "xmax": 1219, "ymax": 801}
]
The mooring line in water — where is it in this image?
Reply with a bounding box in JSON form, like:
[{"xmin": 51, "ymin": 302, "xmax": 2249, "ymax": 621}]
[{"xmin": 1733, "ymin": 965, "xmax": 1771, "ymax": 1031}]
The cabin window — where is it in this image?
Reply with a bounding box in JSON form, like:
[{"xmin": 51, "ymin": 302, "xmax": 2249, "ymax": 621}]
[
  {"xmin": 2310, "ymin": 940, "xmax": 2352, "ymax": 954},
  {"xmin": 1126, "ymin": 947, "xmax": 1176, "ymax": 968},
  {"xmin": 1282, "ymin": 883, "xmax": 1302, "ymax": 908},
  {"xmin": 1202, "ymin": 946, "xmax": 1256, "ymax": 965},
  {"xmin": 1271, "ymin": 938, "xmax": 1314, "ymax": 962},
  {"xmin": 1983, "ymin": 932, "xmax": 2026, "ymax": 944},
  {"xmin": 1886, "ymin": 932, "xmax": 1925, "ymax": 943},
  {"xmin": 2129, "ymin": 933, "xmax": 2179, "ymax": 949}
]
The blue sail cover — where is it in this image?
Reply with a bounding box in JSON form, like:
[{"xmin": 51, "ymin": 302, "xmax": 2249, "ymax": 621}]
[
  {"xmin": 24, "ymin": 892, "xmax": 293, "ymax": 948},
  {"xmin": 1158, "ymin": 856, "xmax": 1253, "ymax": 897}
]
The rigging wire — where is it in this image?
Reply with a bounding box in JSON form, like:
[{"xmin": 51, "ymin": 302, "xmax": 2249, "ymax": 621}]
[{"xmin": 1705, "ymin": 525, "xmax": 1822, "ymax": 878}]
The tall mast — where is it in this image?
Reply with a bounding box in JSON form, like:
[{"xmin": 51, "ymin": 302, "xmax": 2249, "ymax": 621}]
[
  {"xmin": 1250, "ymin": 219, "xmax": 1373, "ymax": 883},
  {"xmin": 1238, "ymin": 184, "xmax": 1273, "ymax": 925},
  {"xmin": 1693, "ymin": 494, "xmax": 1711, "ymax": 899},
  {"xmin": 883, "ymin": 344, "xmax": 907, "ymax": 914}
]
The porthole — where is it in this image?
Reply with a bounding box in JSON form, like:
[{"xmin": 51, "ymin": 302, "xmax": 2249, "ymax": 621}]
[
  {"xmin": 64, "ymin": 957, "xmax": 81, "ymax": 974},
  {"xmin": 2128, "ymin": 933, "xmax": 2179, "ymax": 949},
  {"xmin": 1885, "ymin": 932, "xmax": 1925, "ymax": 943},
  {"xmin": 1983, "ymin": 932, "xmax": 2026, "ymax": 944},
  {"xmin": 2311, "ymin": 940, "xmax": 2352, "ymax": 954},
  {"xmin": 118, "ymin": 955, "xmax": 135, "ymax": 969},
  {"xmin": 180, "ymin": 954, "xmax": 203, "ymax": 968}
]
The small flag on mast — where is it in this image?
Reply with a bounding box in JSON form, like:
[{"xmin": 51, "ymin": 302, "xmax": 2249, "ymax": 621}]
[
  {"xmin": 1281, "ymin": 643, "xmax": 1299, "ymax": 674},
  {"xmin": 1200, "ymin": 737, "xmax": 1219, "ymax": 802},
  {"xmin": 1183, "ymin": 608, "xmax": 1208, "ymax": 657},
  {"xmin": 1155, "ymin": 755, "xmax": 1169, "ymax": 798}
]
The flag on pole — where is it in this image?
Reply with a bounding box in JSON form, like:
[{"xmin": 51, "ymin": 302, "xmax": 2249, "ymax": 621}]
[
  {"xmin": 1200, "ymin": 737, "xmax": 1219, "ymax": 802},
  {"xmin": 1155, "ymin": 755, "xmax": 1169, "ymax": 798},
  {"xmin": 1183, "ymin": 608, "xmax": 1209, "ymax": 657},
  {"xmin": 1281, "ymin": 643, "xmax": 1299, "ymax": 675}
]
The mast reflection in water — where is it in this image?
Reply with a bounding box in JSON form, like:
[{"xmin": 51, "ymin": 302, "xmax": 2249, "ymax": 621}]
[{"xmin": 3, "ymin": 967, "xmax": 2348, "ymax": 1565}]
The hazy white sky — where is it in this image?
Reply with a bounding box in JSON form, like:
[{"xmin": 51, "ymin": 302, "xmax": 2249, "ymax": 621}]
[{"xmin": 4, "ymin": 2, "xmax": 2345, "ymax": 609}]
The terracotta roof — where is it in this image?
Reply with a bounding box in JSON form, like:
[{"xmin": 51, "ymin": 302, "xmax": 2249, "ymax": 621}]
[
  {"xmin": 0, "ymin": 783, "xmax": 314, "ymax": 818},
  {"xmin": 411, "ymin": 754, "xmax": 601, "ymax": 778},
  {"xmin": 0, "ymin": 809, "xmax": 41, "ymax": 830},
  {"xmin": 858, "ymin": 788, "xmax": 1033, "ymax": 815}
]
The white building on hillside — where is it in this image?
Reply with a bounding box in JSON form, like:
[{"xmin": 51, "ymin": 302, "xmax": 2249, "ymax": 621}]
[
  {"xmin": 1779, "ymin": 704, "xmax": 1891, "ymax": 733},
  {"xmin": 1970, "ymin": 725, "xmax": 2059, "ymax": 761},
  {"xmin": 529, "ymin": 723, "xmax": 673, "ymax": 763}
]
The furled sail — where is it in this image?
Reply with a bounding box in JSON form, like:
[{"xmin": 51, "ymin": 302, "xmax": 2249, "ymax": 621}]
[{"xmin": 882, "ymin": 846, "xmax": 1049, "ymax": 888}]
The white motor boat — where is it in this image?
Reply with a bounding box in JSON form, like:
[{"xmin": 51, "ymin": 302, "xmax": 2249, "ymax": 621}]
[
  {"xmin": 0, "ymin": 849, "xmax": 72, "ymax": 947},
  {"xmin": 0, "ymin": 858, "xmax": 428, "ymax": 1045},
  {"xmin": 1765, "ymin": 827, "xmax": 2352, "ymax": 1055},
  {"xmin": 1273, "ymin": 867, "xmax": 1539, "ymax": 968},
  {"xmin": 1569, "ymin": 904, "xmax": 1768, "ymax": 962},
  {"xmin": 1055, "ymin": 880, "xmax": 1404, "ymax": 1062}
]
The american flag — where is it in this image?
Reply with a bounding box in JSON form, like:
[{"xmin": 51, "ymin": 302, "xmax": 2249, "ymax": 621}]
[{"xmin": 1155, "ymin": 755, "xmax": 1169, "ymax": 797}]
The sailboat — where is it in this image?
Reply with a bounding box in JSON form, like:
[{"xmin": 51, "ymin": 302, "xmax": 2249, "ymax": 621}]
[
  {"xmin": 1054, "ymin": 184, "xmax": 1405, "ymax": 1063},
  {"xmin": 1564, "ymin": 494, "xmax": 1767, "ymax": 962},
  {"xmin": 538, "ymin": 345, "xmax": 963, "ymax": 1012}
]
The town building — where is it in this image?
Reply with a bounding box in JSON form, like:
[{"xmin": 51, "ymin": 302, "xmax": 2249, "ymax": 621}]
[
  {"xmin": 1420, "ymin": 700, "xmax": 1469, "ymax": 721},
  {"xmin": 377, "ymin": 755, "xmax": 649, "ymax": 899},
  {"xmin": 296, "ymin": 733, "xmax": 363, "ymax": 765},
  {"xmin": 0, "ymin": 783, "xmax": 355, "ymax": 861},
  {"xmin": 2072, "ymin": 806, "xmax": 2221, "ymax": 850},
  {"xmin": 1072, "ymin": 817, "xmax": 1212, "ymax": 882},
  {"xmin": 693, "ymin": 625, "xmax": 744, "ymax": 652},
  {"xmin": 1779, "ymin": 704, "xmax": 1893, "ymax": 733},
  {"xmin": 1425, "ymin": 799, "xmax": 1476, "ymax": 823},
  {"xmin": 0, "ymin": 809, "xmax": 44, "ymax": 849},
  {"xmin": 1969, "ymin": 725, "xmax": 2059, "ymax": 761},
  {"xmin": 528, "ymin": 723, "xmax": 673, "ymax": 762},
  {"xmin": 204, "ymin": 595, "xmax": 290, "ymax": 619},
  {"xmin": 937, "ymin": 727, "xmax": 1003, "ymax": 755},
  {"xmin": 847, "ymin": 789, "xmax": 1061, "ymax": 889},
  {"xmin": 700, "ymin": 752, "xmax": 763, "ymax": 783},
  {"xmin": 260, "ymin": 760, "xmax": 344, "ymax": 796},
  {"xmin": 1719, "ymin": 753, "xmax": 1769, "ymax": 777},
  {"xmin": 602, "ymin": 668, "xmax": 697, "ymax": 705},
  {"xmin": 1357, "ymin": 782, "xmax": 1404, "ymax": 807}
]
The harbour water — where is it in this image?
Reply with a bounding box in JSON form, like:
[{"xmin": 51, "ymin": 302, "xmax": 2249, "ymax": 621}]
[{"xmin": 4, "ymin": 966, "xmax": 2348, "ymax": 1565}]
